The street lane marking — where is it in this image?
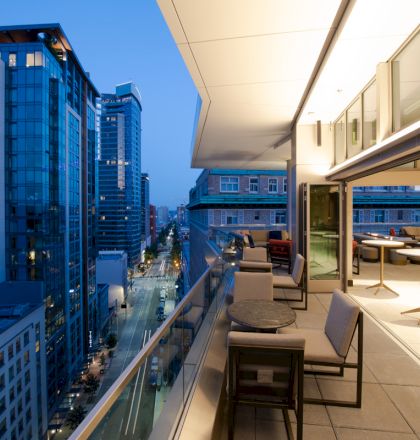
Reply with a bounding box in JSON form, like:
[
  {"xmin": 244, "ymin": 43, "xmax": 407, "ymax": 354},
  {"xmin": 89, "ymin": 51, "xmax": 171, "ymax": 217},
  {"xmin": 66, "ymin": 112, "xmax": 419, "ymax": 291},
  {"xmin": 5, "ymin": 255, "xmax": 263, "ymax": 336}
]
[
  {"xmin": 124, "ymin": 329, "xmax": 148, "ymax": 436},
  {"xmin": 132, "ymin": 329, "xmax": 151, "ymax": 435}
]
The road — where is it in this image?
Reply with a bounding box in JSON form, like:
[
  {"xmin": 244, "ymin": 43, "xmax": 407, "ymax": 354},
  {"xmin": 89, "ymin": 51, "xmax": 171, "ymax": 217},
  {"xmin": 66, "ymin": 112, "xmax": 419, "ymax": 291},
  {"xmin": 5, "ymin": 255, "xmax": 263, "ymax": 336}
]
[{"xmin": 91, "ymin": 249, "xmax": 178, "ymax": 439}]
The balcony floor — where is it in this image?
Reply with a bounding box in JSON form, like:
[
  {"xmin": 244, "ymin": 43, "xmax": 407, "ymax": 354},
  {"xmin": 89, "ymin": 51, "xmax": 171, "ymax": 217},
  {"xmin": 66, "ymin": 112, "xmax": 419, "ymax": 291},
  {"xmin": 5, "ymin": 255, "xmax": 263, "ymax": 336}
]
[{"xmin": 220, "ymin": 288, "xmax": 420, "ymax": 440}]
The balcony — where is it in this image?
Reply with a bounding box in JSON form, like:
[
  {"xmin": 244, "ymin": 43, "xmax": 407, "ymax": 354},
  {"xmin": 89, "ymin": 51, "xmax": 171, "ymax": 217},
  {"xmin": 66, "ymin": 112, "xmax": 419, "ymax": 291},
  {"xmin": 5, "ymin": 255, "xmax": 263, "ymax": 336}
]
[{"xmin": 68, "ymin": 229, "xmax": 420, "ymax": 440}]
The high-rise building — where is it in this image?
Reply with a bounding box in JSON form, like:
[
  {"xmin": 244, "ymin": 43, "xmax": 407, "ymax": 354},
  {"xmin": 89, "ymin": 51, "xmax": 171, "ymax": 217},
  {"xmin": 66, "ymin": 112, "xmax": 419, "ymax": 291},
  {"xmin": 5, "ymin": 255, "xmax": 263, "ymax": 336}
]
[
  {"xmin": 176, "ymin": 205, "xmax": 187, "ymax": 226},
  {"xmin": 0, "ymin": 24, "xmax": 99, "ymax": 413},
  {"xmin": 141, "ymin": 173, "xmax": 151, "ymax": 245},
  {"xmin": 157, "ymin": 206, "xmax": 169, "ymax": 226},
  {"xmin": 97, "ymin": 82, "xmax": 142, "ymax": 268},
  {"xmin": 149, "ymin": 204, "xmax": 157, "ymax": 244}
]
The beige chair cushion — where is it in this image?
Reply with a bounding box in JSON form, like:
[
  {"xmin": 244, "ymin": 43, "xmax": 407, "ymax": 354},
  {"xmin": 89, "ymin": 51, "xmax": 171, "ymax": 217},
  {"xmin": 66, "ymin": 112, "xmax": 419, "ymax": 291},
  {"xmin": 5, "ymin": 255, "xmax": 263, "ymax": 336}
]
[
  {"xmin": 229, "ymin": 331, "xmax": 305, "ymax": 350},
  {"xmin": 278, "ymin": 327, "xmax": 344, "ymax": 364},
  {"xmin": 291, "ymin": 254, "xmax": 305, "ymax": 284},
  {"xmin": 324, "ymin": 289, "xmax": 359, "ymax": 357},
  {"xmin": 243, "ymin": 247, "xmax": 267, "ymax": 262},
  {"xmin": 273, "ymin": 275, "xmax": 297, "ymax": 289},
  {"xmin": 251, "ymin": 230, "xmax": 268, "ymax": 243},
  {"xmin": 234, "ymin": 272, "xmax": 273, "ymax": 302},
  {"xmin": 239, "ymin": 260, "xmax": 272, "ymax": 272}
]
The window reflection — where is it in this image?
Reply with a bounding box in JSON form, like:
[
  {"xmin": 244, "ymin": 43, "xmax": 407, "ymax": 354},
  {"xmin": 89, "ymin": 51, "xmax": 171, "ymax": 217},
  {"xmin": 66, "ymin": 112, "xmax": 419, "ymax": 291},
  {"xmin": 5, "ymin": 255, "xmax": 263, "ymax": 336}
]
[
  {"xmin": 363, "ymin": 81, "xmax": 376, "ymax": 148},
  {"xmin": 393, "ymin": 31, "xmax": 420, "ymax": 130},
  {"xmin": 346, "ymin": 97, "xmax": 362, "ymax": 157}
]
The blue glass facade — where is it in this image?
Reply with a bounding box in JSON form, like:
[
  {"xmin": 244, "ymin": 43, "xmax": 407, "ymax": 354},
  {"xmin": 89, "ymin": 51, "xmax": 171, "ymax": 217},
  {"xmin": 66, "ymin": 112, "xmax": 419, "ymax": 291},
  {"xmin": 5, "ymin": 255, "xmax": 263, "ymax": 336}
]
[
  {"xmin": 0, "ymin": 25, "xmax": 99, "ymax": 415},
  {"xmin": 98, "ymin": 83, "xmax": 142, "ymax": 267},
  {"xmin": 141, "ymin": 173, "xmax": 150, "ymax": 242}
]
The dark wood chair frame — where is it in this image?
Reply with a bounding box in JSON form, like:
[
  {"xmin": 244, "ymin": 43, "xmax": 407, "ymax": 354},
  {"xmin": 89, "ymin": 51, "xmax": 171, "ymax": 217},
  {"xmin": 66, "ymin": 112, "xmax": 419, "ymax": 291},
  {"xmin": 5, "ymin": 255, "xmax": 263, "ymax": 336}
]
[
  {"xmin": 228, "ymin": 343, "xmax": 304, "ymax": 440},
  {"xmin": 274, "ymin": 262, "xmax": 307, "ymax": 311},
  {"xmin": 303, "ymin": 311, "xmax": 363, "ymax": 408}
]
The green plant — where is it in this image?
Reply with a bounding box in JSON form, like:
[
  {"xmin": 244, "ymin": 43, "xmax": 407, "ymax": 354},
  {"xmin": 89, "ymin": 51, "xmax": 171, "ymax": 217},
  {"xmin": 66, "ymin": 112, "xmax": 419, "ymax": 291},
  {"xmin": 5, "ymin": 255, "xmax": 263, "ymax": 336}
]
[
  {"xmin": 66, "ymin": 405, "xmax": 87, "ymax": 430},
  {"xmin": 83, "ymin": 373, "xmax": 100, "ymax": 395}
]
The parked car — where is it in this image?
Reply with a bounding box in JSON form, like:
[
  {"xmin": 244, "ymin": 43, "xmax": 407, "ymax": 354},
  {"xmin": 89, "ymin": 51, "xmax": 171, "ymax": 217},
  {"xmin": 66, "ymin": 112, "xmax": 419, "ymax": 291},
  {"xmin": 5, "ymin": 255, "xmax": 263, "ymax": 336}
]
[{"xmin": 149, "ymin": 356, "xmax": 159, "ymax": 387}]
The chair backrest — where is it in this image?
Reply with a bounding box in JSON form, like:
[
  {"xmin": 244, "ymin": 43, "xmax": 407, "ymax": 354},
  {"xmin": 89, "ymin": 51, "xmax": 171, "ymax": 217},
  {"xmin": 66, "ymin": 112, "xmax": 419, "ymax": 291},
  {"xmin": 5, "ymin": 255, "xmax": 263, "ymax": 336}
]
[
  {"xmin": 281, "ymin": 230, "xmax": 290, "ymax": 241},
  {"xmin": 251, "ymin": 230, "xmax": 268, "ymax": 243},
  {"xmin": 234, "ymin": 272, "xmax": 273, "ymax": 302},
  {"xmin": 228, "ymin": 331, "xmax": 305, "ymax": 406},
  {"xmin": 324, "ymin": 289, "xmax": 360, "ymax": 357},
  {"xmin": 291, "ymin": 254, "xmax": 305, "ymax": 285},
  {"xmin": 268, "ymin": 230, "xmax": 282, "ymax": 240},
  {"xmin": 243, "ymin": 247, "xmax": 267, "ymax": 262},
  {"xmin": 268, "ymin": 240, "xmax": 291, "ymax": 258}
]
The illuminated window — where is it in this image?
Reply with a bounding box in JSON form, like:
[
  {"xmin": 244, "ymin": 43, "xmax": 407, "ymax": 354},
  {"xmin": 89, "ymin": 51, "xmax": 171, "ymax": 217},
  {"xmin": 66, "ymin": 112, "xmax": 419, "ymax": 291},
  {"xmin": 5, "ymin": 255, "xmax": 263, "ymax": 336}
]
[
  {"xmin": 268, "ymin": 178, "xmax": 278, "ymax": 193},
  {"xmin": 8, "ymin": 53, "xmax": 17, "ymax": 67},
  {"xmin": 26, "ymin": 52, "xmax": 35, "ymax": 67}
]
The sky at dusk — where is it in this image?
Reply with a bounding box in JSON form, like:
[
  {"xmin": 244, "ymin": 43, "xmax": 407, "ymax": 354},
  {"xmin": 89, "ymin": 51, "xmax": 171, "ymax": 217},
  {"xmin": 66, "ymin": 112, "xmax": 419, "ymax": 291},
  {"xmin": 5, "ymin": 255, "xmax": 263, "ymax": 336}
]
[{"xmin": 1, "ymin": 0, "xmax": 201, "ymax": 208}]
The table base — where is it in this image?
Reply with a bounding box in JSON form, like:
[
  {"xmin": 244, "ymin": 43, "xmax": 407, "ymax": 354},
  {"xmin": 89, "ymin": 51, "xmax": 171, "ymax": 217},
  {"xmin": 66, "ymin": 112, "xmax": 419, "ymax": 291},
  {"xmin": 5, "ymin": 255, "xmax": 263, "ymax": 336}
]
[
  {"xmin": 401, "ymin": 307, "xmax": 420, "ymax": 325},
  {"xmin": 366, "ymin": 282, "xmax": 399, "ymax": 296}
]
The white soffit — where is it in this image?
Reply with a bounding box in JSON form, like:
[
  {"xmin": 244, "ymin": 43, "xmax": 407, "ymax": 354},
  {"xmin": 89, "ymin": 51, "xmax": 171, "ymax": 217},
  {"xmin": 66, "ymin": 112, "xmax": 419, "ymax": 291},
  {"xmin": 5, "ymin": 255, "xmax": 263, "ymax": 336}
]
[
  {"xmin": 157, "ymin": 0, "xmax": 342, "ymax": 169},
  {"xmin": 301, "ymin": 0, "xmax": 420, "ymax": 124}
]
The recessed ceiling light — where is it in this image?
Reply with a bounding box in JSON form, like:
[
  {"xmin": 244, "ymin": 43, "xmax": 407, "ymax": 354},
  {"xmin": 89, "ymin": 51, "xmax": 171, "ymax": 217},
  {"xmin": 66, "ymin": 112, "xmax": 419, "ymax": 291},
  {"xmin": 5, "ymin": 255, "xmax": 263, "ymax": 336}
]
[{"xmin": 336, "ymin": 89, "xmax": 343, "ymax": 93}]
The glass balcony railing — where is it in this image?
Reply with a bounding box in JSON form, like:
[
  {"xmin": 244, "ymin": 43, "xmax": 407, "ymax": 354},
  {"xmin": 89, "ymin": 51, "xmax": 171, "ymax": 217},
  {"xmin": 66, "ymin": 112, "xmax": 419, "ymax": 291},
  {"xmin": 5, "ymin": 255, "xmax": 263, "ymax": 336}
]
[{"xmin": 69, "ymin": 231, "xmax": 242, "ymax": 440}]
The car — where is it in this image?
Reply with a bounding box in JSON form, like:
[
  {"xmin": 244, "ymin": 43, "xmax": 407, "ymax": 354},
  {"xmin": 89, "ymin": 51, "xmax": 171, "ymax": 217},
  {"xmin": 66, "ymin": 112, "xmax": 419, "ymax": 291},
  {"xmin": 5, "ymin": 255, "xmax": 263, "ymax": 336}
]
[{"xmin": 157, "ymin": 313, "xmax": 166, "ymax": 321}]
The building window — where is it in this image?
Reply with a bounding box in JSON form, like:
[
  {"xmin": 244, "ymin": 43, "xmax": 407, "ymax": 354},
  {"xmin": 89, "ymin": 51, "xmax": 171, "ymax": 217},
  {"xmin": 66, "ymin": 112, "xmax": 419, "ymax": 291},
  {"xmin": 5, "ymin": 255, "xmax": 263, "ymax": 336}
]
[
  {"xmin": 0, "ymin": 352, "xmax": 3, "ymax": 367},
  {"xmin": 392, "ymin": 30, "xmax": 420, "ymax": 130},
  {"xmin": 353, "ymin": 210, "xmax": 360, "ymax": 223},
  {"xmin": 397, "ymin": 210, "xmax": 404, "ymax": 221},
  {"xmin": 23, "ymin": 332, "xmax": 29, "ymax": 346},
  {"xmin": 283, "ymin": 178, "xmax": 288, "ymax": 194},
  {"xmin": 15, "ymin": 338, "xmax": 21, "ymax": 354},
  {"xmin": 347, "ymin": 96, "xmax": 362, "ymax": 158},
  {"xmin": 226, "ymin": 210, "xmax": 238, "ymax": 225},
  {"xmin": 415, "ymin": 210, "xmax": 420, "ymax": 223},
  {"xmin": 8, "ymin": 344, "xmax": 13, "ymax": 361},
  {"xmin": 220, "ymin": 177, "xmax": 239, "ymax": 193},
  {"xmin": 334, "ymin": 114, "xmax": 346, "ymax": 164},
  {"xmin": 23, "ymin": 351, "xmax": 29, "ymax": 366},
  {"xmin": 268, "ymin": 178, "xmax": 278, "ymax": 193},
  {"xmin": 0, "ymin": 375, "xmax": 4, "ymax": 391},
  {"xmin": 9, "ymin": 366, "xmax": 14, "ymax": 382},
  {"xmin": 362, "ymin": 81, "xmax": 377, "ymax": 148},
  {"xmin": 254, "ymin": 210, "xmax": 260, "ymax": 221},
  {"xmin": 8, "ymin": 53, "xmax": 17, "ymax": 67},
  {"xmin": 24, "ymin": 371, "xmax": 30, "ymax": 386},
  {"xmin": 249, "ymin": 177, "xmax": 259, "ymax": 193},
  {"xmin": 274, "ymin": 211, "xmax": 286, "ymax": 224},
  {"xmin": 374, "ymin": 210, "xmax": 385, "ymax": 223}
]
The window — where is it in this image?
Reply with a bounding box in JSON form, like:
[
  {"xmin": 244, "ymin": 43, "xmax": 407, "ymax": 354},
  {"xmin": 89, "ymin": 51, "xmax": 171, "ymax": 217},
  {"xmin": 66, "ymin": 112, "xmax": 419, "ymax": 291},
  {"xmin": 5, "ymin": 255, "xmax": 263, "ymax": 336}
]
[
  {"xmin": 268, "ymin": 178, "xmax": 278, "ymax": 193},
  {"xmin": 254, "ymin": 210, "xmax": 260, "ymax": 221},
  {"xmin": 397, "ymin": 210, "xmax": 404, "ymax": 221},
  {"xmin": 9, "ymin": 366, "xmax": 14, "ymax": 382},
  {"xmin": 15, "ymin": 338, "xmax": 21, "ymax": 354},
  {"xmin": 334, "ymin": 114, "xmax": 346, "ymax": 164},
  {"xmin": 23, "ymin": 332, "xmax": 29, "ymax": 346},
  {"xmin": 0, "ymin": 375, "xmax": 4, "ymax": 390},
  {"xmin": 16, "ymin": 379, "xmax": 22, "ymax": 395},
  {"xmin": 26, "ymin": 52, "xmax": 35, "ymax": 67},
  {"xmin": 249, "ymin": 177, "xmax": 259, "ymax": 193},
  {"xmin": 220, "ymin": 177, "xmax": 239, "ymax": 193},
  {"xmin": 10, "ymin": 386, "xmax": 15, "ymax": 402},
  {"xmin": 0, "ymin": 352, "xmax": 3, "ymax": 367},
  {"xmin": 363, "ymin": 81, "xmax": 377, "ymax": 148},
  {"xmin": 8, "ymin": 53, "xmax": 17, "ymax": 67},
  {"xmin": 353, "ymin": 210, "xmax": 360, "ymax": 223},
  {"xmin": 23, "ymin": 351, "xmax": 29, "ymax": 366},
  {"xmin": 8, "ymin": 344, "xmax": 13, "ymax": 361},
  {"xmin": 374, "ymin": 210, "xmax": 385, "ymax": 223},
  {"xmin": 347, "ymin": 97, "xmax": 362, "ymax": 158},
  {"xmin": 226, "ymin": 210, "xmax": 238, "ymax": 225},
  {"xmin": 275, "ymin": 211, "xmax": 286, "ymax": 224},
  {"xmin": 25, "ymin": 389, "xmax": 30, "ymax": 405},
  {"xmin": 414, "ymin": 210, "xmax": 420, "ymax": 223},
  {"xmin": 16, "ymin": 359, "xmax": 21, "ymax": 374},
  {"xmin": 24, "ymin": 371, "xmax": 30, "ymax": 386},
  {"xmin": 393, "ymin": 31, "xmax": 420, "ymax": 130},
  {"xmin": 283, "ymin": 178, "xmax": 288, "ymax": 194}
]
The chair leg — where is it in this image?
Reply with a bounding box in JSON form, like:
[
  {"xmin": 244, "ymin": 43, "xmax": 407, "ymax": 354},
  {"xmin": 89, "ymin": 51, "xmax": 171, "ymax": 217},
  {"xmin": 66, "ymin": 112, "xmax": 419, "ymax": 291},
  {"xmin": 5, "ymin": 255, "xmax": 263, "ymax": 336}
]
[
  {"xmin": 283, "ymin": 408, "xmax": 294, "ymax": 440},
  {"xmin": 228, "ymin": 400, "xmax": 235, "ymax": 440}
]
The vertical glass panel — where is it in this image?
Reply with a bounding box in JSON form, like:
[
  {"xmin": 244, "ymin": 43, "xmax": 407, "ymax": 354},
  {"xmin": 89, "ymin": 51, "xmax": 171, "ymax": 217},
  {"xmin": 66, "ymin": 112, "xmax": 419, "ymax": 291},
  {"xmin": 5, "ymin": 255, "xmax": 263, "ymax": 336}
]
[
  {"xmin": 363, "ymin": 81, "xmax": 377, "ymax": 148},
  {"xmin": 346, "ymin": 97, "xmax": 362, "ymax": 158},
  {"xmin": 392, "ymin": 31, "xmax": 420, "ymax": 130},
  {"xmin": 34, "ymin": 51, "xmax": 44, "ymax": 67},
  {"xmin": 26, "ymin": 53, "xmax": 34, "ymax": 67},
  {"xmin": 334, "ymin": 114, "xmax": 345, "ymax": 164},
  {"xmin": 309, "ymin": 185, "xmax": 340, "ymax": 280}
]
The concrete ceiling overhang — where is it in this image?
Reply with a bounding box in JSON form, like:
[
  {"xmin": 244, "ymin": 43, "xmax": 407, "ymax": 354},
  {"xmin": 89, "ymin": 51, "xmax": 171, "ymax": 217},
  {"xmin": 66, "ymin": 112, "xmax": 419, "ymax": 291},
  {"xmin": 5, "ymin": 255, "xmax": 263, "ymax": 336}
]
[{"xmin": 157, "ymin": 0, "xmax": 420, "ymax": 170}]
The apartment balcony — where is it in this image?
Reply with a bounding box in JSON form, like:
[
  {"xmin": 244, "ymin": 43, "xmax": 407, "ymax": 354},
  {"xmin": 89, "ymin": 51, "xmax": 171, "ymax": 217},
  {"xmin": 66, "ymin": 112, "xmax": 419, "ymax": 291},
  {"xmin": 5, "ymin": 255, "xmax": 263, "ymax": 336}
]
[{"xmin": 68, "ymin": 229, "xmax": 420, "ymax": 440}]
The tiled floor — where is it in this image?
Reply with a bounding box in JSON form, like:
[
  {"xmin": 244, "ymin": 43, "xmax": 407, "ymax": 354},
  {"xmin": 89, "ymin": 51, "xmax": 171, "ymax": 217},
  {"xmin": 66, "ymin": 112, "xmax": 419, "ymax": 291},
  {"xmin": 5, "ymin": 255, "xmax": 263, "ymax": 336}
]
[
  {"xmin": 221, "ymin": 290, "xmax": 420, "ymax": 439},
  {"xmin": 349, "ymin": 259, "xmax": 420, "ymax": 359}
]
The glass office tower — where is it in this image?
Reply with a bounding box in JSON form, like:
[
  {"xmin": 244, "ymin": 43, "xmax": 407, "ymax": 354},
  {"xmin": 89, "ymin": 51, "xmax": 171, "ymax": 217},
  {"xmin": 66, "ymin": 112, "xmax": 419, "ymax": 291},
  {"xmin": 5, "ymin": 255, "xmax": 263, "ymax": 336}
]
[
  {"xmin": 98, "ymin": 83, "xmax": 142, "ymax": 267},
  {"xmin": 0, "ymin": 24, "xmax": 99, "ymax": 414}
]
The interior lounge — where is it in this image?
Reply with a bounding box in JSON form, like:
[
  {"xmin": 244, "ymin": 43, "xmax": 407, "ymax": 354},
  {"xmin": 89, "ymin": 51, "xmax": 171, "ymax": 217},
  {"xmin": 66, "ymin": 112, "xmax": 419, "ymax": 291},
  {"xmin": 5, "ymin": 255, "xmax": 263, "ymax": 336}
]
[{"xmin": 70, "ymin": 2, "xmax": 420, "ymax": 439}]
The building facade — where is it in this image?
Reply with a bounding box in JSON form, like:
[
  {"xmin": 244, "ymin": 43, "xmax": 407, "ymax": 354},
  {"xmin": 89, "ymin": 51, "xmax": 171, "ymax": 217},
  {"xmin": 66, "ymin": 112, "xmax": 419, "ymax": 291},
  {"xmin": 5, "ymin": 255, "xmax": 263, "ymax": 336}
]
[
  {"xmin": 0, "ymin": 282, "xmax": 47, "ymax": 440},
  {"xmin": 0, "ymin": 24, "xmax": 99, "ymax": 413},
  {"xmin": 188, "ymin": 169, "xmax": 288, "ymax": 229},
  {"xmin": 157, "ymin": 206, "xmax": 169, "ymax": 226},
  {"xmin": 140, "ymin": 173, "xmax": 150, "ymax": 245},
  {"xmin": 97, "ymin": 82, "xmax": 142, "ymax": 268},
  {"xmin": 149, "ymin": 204, "xmax": 157, "ymax": 244}
]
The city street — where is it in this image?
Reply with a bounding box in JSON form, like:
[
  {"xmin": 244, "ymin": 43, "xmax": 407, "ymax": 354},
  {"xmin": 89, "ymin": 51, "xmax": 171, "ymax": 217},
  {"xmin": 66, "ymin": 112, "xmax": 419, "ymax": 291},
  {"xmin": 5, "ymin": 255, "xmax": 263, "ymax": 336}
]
[{"xmin": 56, "ymin": 247, "xmax": 179, "ymax": 439}]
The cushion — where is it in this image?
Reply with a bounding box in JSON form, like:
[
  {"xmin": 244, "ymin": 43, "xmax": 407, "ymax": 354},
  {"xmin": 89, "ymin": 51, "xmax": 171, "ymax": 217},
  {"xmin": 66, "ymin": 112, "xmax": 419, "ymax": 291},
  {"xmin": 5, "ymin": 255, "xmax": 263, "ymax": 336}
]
[
  {"xmin": 234, "ymin": 272, "xmax": 273, "ymax": 302},
  {"xmin": 281, "ymin": 230, "xmax": 289, "ymax": 241},
  {"xmin": 239, "ymin": 260, "xmax": 272, "ymax": 272},
  {"xmin": 278, "ymin": 327, "xmax": 344, "ymax": 364},
  {"xmin": 251, "ymin": 230, "xmax": 268, "ymax": 242},
  {"xmin": 243, "ymin": 247, "xmax": 267, "ymax": 262},
  {"xmin": 324, "ymin": 289, "xmax": 359, "ymax": 357},
  {"xmin": 229, "ymin": 331, "xmax": 305, "ymax": 350},
  {"xmin": 273, "ymin": 275, "xmax": 297, "ymax": 289},
  {"xmin": 291, "ymin": 254, "xmax": 305, "ymax": 284}
]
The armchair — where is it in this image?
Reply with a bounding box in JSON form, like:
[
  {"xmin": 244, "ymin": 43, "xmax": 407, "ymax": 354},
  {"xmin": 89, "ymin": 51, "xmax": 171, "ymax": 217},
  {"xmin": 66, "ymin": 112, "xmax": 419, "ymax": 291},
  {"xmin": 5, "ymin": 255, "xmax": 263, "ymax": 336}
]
[{"xmin": 278, "ymin": 289, "xmax": 363, "ymax": 408}]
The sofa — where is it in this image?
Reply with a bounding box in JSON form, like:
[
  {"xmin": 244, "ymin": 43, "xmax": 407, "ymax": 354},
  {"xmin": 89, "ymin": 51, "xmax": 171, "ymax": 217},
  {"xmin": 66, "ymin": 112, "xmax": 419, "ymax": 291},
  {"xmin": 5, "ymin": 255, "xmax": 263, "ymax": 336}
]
[{"xmin": 400, "ymin": 226, "xmax": 420, "ymax": 241}]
